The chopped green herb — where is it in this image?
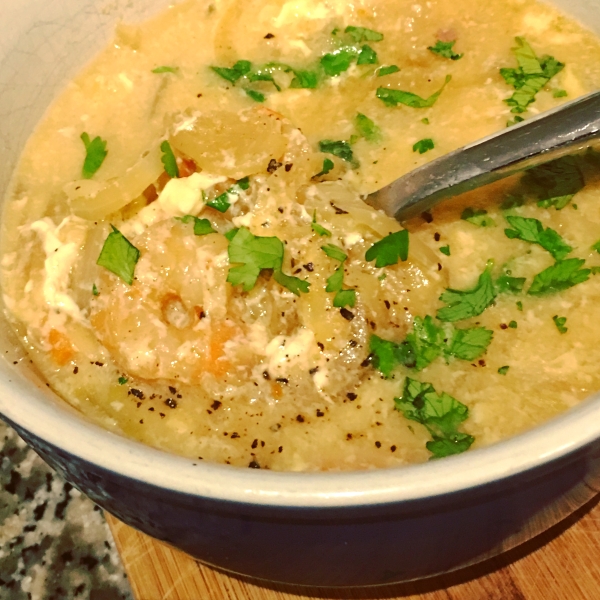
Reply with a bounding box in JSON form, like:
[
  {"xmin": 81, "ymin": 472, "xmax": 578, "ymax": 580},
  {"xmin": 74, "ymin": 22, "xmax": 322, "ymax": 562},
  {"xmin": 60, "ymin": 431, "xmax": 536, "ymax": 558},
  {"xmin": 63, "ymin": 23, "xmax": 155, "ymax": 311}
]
[
  {"xmin": 507, "ymin": 115, "xmax": 525, "ymax": 127},
  {"xmin": 378, "ymin": 273, "xmax": 387, "ymax": 281},
  {"xmin": 413, "ymin": 138, "xmax": 434, "ymax": 154},
  {"xmin": 395, "ymin": 377, "xmax": 474, "ymax": 459},
  {"xmin": 357, "ymin": 45, "xmax": 378, "ymax": 65},
  {"xmin": 226, "ymin": 227, "xmax": 309, "ymax": 295},
  {"xmin": 320, "ymin": 49, "xmax": 357, "ymax": 76},
  {"xmin": 118, "ymin": 376, "xmax": 128, "ymax": 385},
  {"xmin": 247, "ymin": 69, "xmax": 281, "ymax": 91},
  {"xmin": 355, "ymin": 113, "xmax": 381, "ymax": 142},
  {"xmin": 376, "ymin": 74, "xmax": 451, "ymax": 108},
  {"xmin": 500, "ymin": 195, "xmax": 525, "ymax": 210},
  {"xmin": 333, "ymin": 288, "xmax": 357, "ymax": 308},
  {"xmin": 521, "ymin": 156, "xmax": 583, "ymax": 210},
  {"xmin": 498, "ymin": 366, "xmax": 510, "ymax": 375},
  {"xmin": 321, "ymin": 244, "xmax": 347, "ymax": 262},
  {"xmin": 528, "ymin": 258, "xmax": 590, "ymax": 296},
  {"xmin": 504, "ymin": 215, "xmax": 572, "ymax": 260},
  {"xmin": 237, "ymin": 176, "xmax": 250, "ymax": 190},
  {"xmin": 315, "ymin": 158, "xmax": 335, "ymax": 177},
  {"xmin": 508, "ymin": 320, "xmax": 518, "ymax": 329},
  {"xmin": 421, "ymin": 118, "xmax": 430, "ymax": 125},
  {"xmin": 365, "ymin": 230, "xmax": 409, "ymax": 268},
  {"xmin": 495, "ymin": 275, "xmax": 526, "ymax": 294},
  {"xmin": 211, "ymin": 60, "xmax": 252, "ymax": 84},
  {"xmin": 97, "ymin": 226, "xmax": 140, "ymax": 286},
  {"xmin": 439, "ymin": 245, "xmax": 451, "ymax": 256},
  {"xmin": 273, "ymin": 269, "xmax": 311, "ymax": 296},
  {"xmin": 370, "ymin": 317, "xmax": 493, "ymax": 375},
  {"xmin": 152, "ymin": 66, "xmax": 179, "ymax": 74},
  {"xmin": 377, "ymin": 65, "xmax": 400, "ymax": 77},
  {"xmin": 592, "ymin": 266, "xmax": 600, "ymax": 275},
  {"xmin": 245, "ymin": 89, "xmax": 265, "ymax": 102},
  {"xmin": 428, "ymin": 40, "xmax": 463, "ymax": 60},
  {"xmin": 499, "ymin": 37, "xmax": 564, "ymax": 113},
  {"xmin": 80, "ymin": 133, "xmax": 108, "ymax": 179},
  {"xmin": 516, "ymin": 301, "xmax": 523, "ymax": 311},
  {"xmin": 461, "ymin": 207, "xmax": 496, "ymax": 227},
  {"xmin": 553, "ymin": 315, "xmax": 568, "ymax": 333},
  {"xmin": 206, "ymin": 192, "xmax": 231, "ymax": 213},
  {"xmin": 344, "ymin": 25, "xmax": 384, "ymax": 43},
  {"xmin": 592, "ymin": 240, "xmax": 600, "ymax": 254},
  {"xmin": 319, "ymin": 140, "xmax": 356, "ymax": 164},
  {"xmin": 290, "ymin": 69, "xmax": 319, "ymax": 89},
  {"xmin": 325, "ymin": 266, "xmax": 344, "ymax": 292},
  {"xmin": 176, "ymin": 215, "xmax": 216, "ymax": 236},
  {"xmin": 311, "ymin": 211, "xmax": 332, "ymax": 237},
  {"xmin": 92, "ymin": 283, "xmax": 99, "ymax": 296},
  {"xmin": 553, "ymin": 89, "xmax": 568, "ymax": 98},
  {"xmin": 160, "ymin": 140, "xmax": 179, "ymax": 178},
  {"xmin": 437, "ymin": 260, "xmax": 497, "ymax": 322}
]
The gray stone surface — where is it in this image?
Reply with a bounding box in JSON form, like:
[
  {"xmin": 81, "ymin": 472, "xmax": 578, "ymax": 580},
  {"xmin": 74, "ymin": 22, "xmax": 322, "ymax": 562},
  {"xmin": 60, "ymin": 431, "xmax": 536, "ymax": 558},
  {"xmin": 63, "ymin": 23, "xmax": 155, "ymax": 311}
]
[{"xmin": 0, "ymin": 419, "xmax": 133, "ymax": 600}]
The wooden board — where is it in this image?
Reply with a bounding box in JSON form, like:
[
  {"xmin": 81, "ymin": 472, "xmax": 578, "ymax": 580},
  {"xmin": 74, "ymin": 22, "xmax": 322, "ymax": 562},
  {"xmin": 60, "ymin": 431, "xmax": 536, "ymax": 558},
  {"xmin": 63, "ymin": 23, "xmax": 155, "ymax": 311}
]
[{"xmin": 107, "ymin": 495, "xmax": 600, "ymax": 600}]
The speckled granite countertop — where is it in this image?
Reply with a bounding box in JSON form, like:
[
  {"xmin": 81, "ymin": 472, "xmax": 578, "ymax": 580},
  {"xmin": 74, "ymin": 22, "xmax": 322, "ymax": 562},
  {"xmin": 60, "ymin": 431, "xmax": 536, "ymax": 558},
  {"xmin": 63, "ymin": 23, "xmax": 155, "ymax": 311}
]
[{"xmin": 0, "ymin": 419, "xmax": 133, "ymax": 600}]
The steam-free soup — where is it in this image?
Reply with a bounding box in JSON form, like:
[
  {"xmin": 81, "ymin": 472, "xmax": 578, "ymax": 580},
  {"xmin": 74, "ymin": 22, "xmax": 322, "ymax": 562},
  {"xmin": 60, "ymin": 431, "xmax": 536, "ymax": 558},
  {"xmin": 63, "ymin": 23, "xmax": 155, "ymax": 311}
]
[{"xmin": 4, "ymin": 0, "xmax": 600, "ymax": 470}]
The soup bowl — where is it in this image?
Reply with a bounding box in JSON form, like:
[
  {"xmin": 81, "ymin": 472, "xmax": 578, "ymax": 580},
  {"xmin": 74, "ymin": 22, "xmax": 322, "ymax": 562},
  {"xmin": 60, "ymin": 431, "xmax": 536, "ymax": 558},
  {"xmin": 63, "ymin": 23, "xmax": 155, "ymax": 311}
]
[{"xmin": 2, "ymin": 0, "xmax": 600, "ymax": 587}]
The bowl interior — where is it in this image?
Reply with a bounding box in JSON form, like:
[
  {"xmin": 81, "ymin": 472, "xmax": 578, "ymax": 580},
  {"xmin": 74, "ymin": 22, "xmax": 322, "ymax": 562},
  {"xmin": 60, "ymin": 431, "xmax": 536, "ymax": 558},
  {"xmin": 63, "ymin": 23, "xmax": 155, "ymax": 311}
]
[{"xmin": 2, "ymin": 0, "xmax": 600, "ymax": 508}]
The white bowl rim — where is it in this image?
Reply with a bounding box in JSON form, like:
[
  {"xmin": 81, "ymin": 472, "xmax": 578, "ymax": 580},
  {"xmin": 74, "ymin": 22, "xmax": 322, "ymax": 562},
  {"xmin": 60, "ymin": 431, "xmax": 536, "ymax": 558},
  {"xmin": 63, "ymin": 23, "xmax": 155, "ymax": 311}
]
[{"xmin": 1, "ymin": 364, "xmax": 599, "ymax": 508}]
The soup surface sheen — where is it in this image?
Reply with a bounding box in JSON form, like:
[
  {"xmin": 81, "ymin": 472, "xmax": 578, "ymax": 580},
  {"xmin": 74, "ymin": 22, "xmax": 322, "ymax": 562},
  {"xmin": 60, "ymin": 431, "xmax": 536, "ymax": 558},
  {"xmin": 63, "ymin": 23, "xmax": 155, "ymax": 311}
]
[{"xmin": 4, "ymin": 0, "xmax": 600, "ymax": 471}]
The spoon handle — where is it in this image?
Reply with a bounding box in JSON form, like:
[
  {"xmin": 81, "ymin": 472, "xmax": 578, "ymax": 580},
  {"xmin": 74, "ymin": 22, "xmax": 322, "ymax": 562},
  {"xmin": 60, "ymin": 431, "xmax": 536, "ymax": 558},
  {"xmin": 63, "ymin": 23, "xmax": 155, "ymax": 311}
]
[{"xmin": 368, "ymin": 90, "xmax": 600, "ymax": 221}]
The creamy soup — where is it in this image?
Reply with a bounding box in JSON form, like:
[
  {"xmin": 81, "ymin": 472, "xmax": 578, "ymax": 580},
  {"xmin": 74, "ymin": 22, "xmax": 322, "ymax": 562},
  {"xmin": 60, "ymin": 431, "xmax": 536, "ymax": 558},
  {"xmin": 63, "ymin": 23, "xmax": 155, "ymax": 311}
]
[{"xmin": 3, "ymin": 0, "xmax": 600, "ymax": 471}]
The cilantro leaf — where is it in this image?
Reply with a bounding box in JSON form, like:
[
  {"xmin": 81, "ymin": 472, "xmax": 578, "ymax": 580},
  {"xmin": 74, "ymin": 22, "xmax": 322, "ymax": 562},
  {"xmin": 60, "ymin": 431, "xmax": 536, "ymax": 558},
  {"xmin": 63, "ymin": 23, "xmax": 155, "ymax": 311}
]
[
  {"xmin": 80, "ymin": 133, "xmax": 108, "ymax": 179},
  {"xmin": 97, "ymin": 225, "xmax": 140, "ymax": 285},
  {"xmin": 520, "ymin": 156, "xmax": 584, "ymax": 210},
  {"xmin": 320, "ymin": 49, "xmax": 357, "ymax": 76},
  {"xmin": 92, "ymin": 283, "xmax": 99, "ymax": 296},
  {"xmin": 160, "ymin": 140, "xmax": 179, "ymax": 178},
  {"xmin": 206, "ymin": 192, "xmax": 231, "ymax": 213},
  {"xmin": 355, "ymin": 113, "xmax": 381, "ymax": 142},
  {"xmin": 371, "ymin": 316, "xmax": 493, "ymax": 374},
  {"xmin": 176, "ymin": 215, "xmax": 216, "ymax": 236},
  {"xmin": 118, "ymin": 376, "xmax": 128, "ymax": 385},
  {"xmin": 211, "ymin": 60, "xmax": 252, "ymax": 84},
  {"xmin": 344, "ymin": 26, "xmax": 384, "ymax": 43},
  {"xmin": 553, "ymin": 89, "xmax": 568, "ymax": 98},
  {"xmin": 226, "ymin": 227, "xmax": 308, "ymax": 294},
  {"xmin": 428, "ymin": 40, "xmax": 463, "ymax": 60},
  {"xmin": 334, "ymin": 289, "xmax": 357, "ymax": 308},
  {"xmin": 319, "ymin": 140, "xmax": 356, "ymax": 164},
  {"xmin": 311, "ymin": 211, "xmax": 332, "ymax": 237},
  {"xmin": 553, "ymin": 315, "xmax": 568, "ymax": 333},
  {"xmin": 290, "ymin": 69, "xmax": 319, "ymax": 89},
  {"xmin": 245, "ymin": 89, "xmax": 265, "ymax": 102},
  {"xmin": 152, "ymin": 66, "xmax": 179, "ymax": 74},
  {"xmin": 322, "ymin": 244, "xmax": 347, "ymax": 262},
  {"xmin": 357, "ymin": 45, "xmax": 378, "ymax": 65},
  {"xmin": 461, "ymin": 207, "xmax": 496, "ymax": 227},
  {"xmin": 592, "ymin": 240, "xmax": 600, "ymax": 254},
  {"xmin": 413, "ymin": 138, "xmax": 434, "ymax": 154},
  {"xmin": 498, "ymin": 366, "xmax": 510, "ymax": 375},
  {"xmin": 495, "ymin": 275, "xmax": 526, "ymax": 294},
  {"xmin": 369, "ymin": 335, "xmax": 415, "ymax": 377},
  {"xmin": 447, "ymin": 326, "xmax": 494, "ymax": 361},
  {"xmin": 376, "ymin": 75, "xmax": 451, "ymax": 108},
  {"xmin": 439, "ymin": 245, "xmax": 451, "ymax": 256},
  {"xmin": 504, "ymin": 215, "xmax": 572, "ymax": 260},
  {"xmin": 237, "ymin": 176, "xmax": 250, "ymax": 190},
  {"xmin": 507, "ymin": 115, "xmax": 525, "ymax": 127},
  {"xmin": 273, "ymin": 269, "xmax": 311, "ymax": 296},
  {"xmin": 528, "ymin": 258, "xmax": 590, "ymax": 296},
  {"xmin": 437, "ymin": 260, "xmax": 496, "ymax": 322},
  {"xmin": 500, "ymin": 37, "xmax": 564, "ymax": 113},
  {"xmin": 325, "ymin": 266, "xmax": 344, "ymax": 292},
  {"xmin": 394, "ymin": 377, "xmax": 474, "ymax": 459},
  {"xmin": 377, "ymin": 65, "xmax": 400, "ymax": 77},
  {"xmin": 315, "ymin": 158, "xmax": 335, "ymax": 177},
  {"xmin": 247, "ymin": 69, "xmax": 281, "ymax": 91},
  {"xmin": 365, "ymin": 230, "xmax": 409, "ymax": 267}
]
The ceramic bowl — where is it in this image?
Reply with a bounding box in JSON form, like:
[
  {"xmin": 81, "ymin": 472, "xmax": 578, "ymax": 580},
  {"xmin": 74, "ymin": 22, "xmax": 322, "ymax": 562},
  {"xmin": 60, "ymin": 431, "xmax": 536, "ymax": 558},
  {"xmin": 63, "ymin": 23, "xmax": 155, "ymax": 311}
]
[{"xmin": 2, "ymin": 0, "xmax": 600, "ymax": 587}]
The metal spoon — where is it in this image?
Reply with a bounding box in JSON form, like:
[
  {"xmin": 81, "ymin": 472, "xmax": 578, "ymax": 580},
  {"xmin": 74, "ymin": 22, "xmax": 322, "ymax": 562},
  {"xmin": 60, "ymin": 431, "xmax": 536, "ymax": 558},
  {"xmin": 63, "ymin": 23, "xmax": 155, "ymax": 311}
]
[{"xmin": 367, "ymin": 90, "xmax": 600, "ymax": 221}]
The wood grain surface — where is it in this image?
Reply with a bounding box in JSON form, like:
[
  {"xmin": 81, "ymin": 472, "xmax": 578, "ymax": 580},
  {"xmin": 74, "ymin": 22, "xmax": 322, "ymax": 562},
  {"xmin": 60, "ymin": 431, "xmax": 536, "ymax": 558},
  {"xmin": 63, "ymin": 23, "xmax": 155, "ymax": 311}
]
[{"xmin": 106, "ymin": 494, "xmax": 600, "ymax": 600}]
